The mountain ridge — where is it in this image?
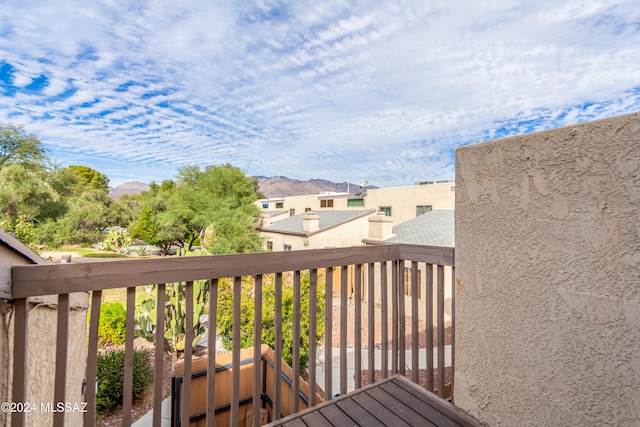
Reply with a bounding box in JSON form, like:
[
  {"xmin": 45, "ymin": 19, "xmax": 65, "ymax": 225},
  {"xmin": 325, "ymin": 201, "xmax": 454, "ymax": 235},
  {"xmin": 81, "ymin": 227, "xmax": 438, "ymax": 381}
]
[{"xmin": 109, "ymin": 176, "xmax": 378, "ymax": 199}]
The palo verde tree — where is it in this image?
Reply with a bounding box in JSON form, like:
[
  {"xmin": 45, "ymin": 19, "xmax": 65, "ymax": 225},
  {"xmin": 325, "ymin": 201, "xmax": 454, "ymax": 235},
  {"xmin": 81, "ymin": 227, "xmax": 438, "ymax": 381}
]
[{"xmin": 162, "ymin": 164, "xmax": 264, "ymax": 253}]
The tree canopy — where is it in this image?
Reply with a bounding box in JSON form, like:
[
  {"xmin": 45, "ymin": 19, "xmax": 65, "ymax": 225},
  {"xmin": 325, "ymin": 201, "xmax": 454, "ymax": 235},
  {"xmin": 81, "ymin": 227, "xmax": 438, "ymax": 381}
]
[{"xmin": 0, "ymin": 123, "xmax": 45, "ymax": 169}]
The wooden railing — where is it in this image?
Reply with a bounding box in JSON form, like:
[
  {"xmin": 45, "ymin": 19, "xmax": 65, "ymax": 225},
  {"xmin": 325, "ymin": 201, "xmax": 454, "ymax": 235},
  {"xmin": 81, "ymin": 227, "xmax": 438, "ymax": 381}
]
[{"xmin": 10, "ymin": 243, "xmax": 455, "ymax": 427}]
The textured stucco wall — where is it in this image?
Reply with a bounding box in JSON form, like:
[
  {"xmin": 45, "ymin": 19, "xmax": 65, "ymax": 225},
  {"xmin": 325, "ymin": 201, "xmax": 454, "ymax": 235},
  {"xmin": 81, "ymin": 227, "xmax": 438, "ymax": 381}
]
[{"xmin": 454, "ymin": 112, "xmax": 640, "ymax": 426}]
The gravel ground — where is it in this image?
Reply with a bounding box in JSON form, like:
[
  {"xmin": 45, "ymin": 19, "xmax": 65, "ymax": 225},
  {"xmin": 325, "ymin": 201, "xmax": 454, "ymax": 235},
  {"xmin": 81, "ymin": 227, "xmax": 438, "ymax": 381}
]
[{"xmin": 328, "ymin": 298, "xmax": 452, "ymax": 349}]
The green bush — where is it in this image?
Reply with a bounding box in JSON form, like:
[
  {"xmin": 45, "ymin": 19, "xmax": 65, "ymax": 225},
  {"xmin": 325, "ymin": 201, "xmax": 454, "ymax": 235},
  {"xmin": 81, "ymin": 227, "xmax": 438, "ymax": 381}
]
[
  {"xmin": 96, "ymin": 348, "xmax": 153, "ymax": 414},
  {"xmin": 217, "ymin": 271, "xmax": 326, "ymax": 371},
  {"xmin": 98, "ymin": 302, "xmax": 127, "ymax": 345}
]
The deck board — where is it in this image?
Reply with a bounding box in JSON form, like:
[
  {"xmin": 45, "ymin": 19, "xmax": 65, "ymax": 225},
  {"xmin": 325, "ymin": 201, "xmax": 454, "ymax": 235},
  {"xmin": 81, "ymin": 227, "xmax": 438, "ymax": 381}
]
[
  {"xmin": 335, "ymin": 398, "xmax": 386, "ymax": 427},
  {"xmin": 266, "ymin": 375, "xmax": 481, "ymax": 427}
]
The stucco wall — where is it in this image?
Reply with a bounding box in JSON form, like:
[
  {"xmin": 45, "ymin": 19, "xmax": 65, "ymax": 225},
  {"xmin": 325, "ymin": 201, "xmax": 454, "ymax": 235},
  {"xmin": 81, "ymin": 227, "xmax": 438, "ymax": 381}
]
[{"xmin": 454, "ymin": 112, "xmax": 640, "ymax": 426}]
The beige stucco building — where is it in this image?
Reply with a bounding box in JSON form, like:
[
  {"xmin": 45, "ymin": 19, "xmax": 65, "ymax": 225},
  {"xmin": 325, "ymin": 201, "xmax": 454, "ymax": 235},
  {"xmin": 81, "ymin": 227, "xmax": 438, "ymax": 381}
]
[
  {"xmin": 258, "ymin": 210, "xmax": 375, "ymax": 251},
  {"xmin": 257, "ymin": 181, "xmax": 455, "ymax": 227}
]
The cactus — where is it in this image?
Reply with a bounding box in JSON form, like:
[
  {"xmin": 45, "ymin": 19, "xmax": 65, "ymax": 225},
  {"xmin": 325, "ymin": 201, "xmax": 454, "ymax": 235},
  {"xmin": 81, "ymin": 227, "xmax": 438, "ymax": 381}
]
[{"xmin": 134, "ymin": 248, "xmax": 210, "ymax": 352}]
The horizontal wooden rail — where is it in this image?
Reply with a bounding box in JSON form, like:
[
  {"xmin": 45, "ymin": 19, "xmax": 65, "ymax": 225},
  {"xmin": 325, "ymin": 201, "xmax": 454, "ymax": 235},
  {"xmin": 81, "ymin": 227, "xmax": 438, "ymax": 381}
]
[{"xmin": 11, "ymin": 244, "xmax": 452, "ymax": 298}]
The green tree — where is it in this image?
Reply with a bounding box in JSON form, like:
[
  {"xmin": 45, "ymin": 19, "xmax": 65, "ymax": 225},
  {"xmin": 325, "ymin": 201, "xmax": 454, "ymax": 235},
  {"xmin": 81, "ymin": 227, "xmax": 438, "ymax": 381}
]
[
  {"xmin": 0, "ymin": 164, "xmax": 60, "ymax": 223},
  {"xmin": 165, "ymin": 164, "xmax": 263, "ymax": 253},
  {"xmin": 128, "ymin": 181, "xmax": 183, "ymax": 254},
  {"xmin": 65, "ymin": 165, "xmax": 109, "ymax": 191},
  {"xmin": 35, "ymin": 189, "xmax": 130, "ymax": 247},
  {"xmin": 0, "ymin": 123, "xmax": 45, "ymax": 169}
]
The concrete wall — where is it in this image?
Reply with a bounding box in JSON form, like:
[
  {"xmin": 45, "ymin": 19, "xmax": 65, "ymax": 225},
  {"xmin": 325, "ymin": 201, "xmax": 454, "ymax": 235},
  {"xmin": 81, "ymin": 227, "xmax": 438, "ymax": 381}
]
[{"xmin": 454, "ymin": 112, "xmax": 640, "ymax": 426}]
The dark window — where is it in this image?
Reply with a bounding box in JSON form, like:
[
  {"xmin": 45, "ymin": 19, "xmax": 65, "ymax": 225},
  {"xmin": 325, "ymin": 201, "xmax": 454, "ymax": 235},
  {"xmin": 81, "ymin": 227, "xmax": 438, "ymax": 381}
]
[
  {"xmin": 266, "ymin": 241, "xmax": 273, "ymax": 252},
  {"xmin": 262, "ymin": 203, "xmax": 269, "ymax": 208},
  {"xmin": 380, "ymin": 206, "xmax": 392, "ymax": 216},
  {"xmin": 276, "ymin": 202, "xmax": 284, "ymax": 208},
  {"xmin": 289, "ymin": 209, "xmax": 295, "ymax": 216},
  {"xmin": 416, "ymin": 205, "xmax": 432, "ymax": 216},
  {"xmin": 321, "ymin": 199, "xmax": 334, "ymax": 208},
  {"xmin": 284, "ymin": 244, "xmax": 292, "ymax": 251}
]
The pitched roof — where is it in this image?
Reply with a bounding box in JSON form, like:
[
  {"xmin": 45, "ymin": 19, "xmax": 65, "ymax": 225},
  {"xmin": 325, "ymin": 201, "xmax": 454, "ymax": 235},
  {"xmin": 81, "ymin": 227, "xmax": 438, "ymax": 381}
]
[
  {"xmin": 386, "ymin": 209, "xmax": 454, "ymax": 247},
  {"xmin": 260, "ymin": 210, "xmax": 373, "ymax": 235}
]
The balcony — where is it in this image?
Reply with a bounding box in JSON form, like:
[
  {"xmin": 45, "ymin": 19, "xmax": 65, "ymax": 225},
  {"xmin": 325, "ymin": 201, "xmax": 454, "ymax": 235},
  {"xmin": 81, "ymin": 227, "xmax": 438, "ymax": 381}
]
[{"xmin": 8, "ymin": 243, "xmax": 461, "ymax": 426}]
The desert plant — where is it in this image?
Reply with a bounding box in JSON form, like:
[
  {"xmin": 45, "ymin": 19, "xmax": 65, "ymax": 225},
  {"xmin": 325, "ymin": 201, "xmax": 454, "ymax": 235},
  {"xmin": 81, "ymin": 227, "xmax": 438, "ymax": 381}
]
[
  {"xmin": 95, "ymin": 348, "xmax": 153, "ymax": 414},
  {"xmin": 135, "ymin": 248, "xmax": 210, "ymax": 351},
  {"xmin": 134, "ymin": 245, "xmax": 149, "ymax": 256},
  {"xmin": 102, "ymin": 228, "xmax": 132, "ymax": 252},
  {"xmin": 97, "ymin": 302, "xmax": 127, "ymax": 345}
]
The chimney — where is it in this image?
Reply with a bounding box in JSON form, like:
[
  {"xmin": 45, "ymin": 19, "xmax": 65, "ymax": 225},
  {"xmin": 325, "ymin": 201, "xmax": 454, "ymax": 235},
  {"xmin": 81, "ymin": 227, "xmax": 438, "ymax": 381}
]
[
  {"xmin": 368, "ymin": 211, "xmax": 394, "ymax": 240},
  {"xmin": 302, "ymin": 212, "xmax": 320, "ymax": 233},
  {"xmin": 259, "ymin": 213, "xmax": 272, "ymax": 228}
]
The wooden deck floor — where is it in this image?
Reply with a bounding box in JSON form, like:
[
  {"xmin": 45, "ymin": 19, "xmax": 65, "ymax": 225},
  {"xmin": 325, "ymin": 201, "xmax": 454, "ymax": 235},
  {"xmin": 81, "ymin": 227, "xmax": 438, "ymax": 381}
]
[{"xmin": 267, "ymin": 375, "xmax": 481, "ymax": 427}]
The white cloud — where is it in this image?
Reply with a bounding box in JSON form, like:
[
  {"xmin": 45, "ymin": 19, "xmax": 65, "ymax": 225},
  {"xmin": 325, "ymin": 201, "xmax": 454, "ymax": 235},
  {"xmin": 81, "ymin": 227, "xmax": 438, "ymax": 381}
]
[{"xmin": 0, "ymin": 0, "xmax": 638, "ymax": 186}]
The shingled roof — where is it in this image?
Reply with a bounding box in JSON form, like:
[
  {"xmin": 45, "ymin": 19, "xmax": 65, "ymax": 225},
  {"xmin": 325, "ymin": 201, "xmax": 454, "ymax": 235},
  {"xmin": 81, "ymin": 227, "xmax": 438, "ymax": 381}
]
[
  {"xmin": 385, "ymin": 209, "xmax": 454, "ymax": 247},
  {"xmin": 260, "ymin": 210, "xmax": 374, "ymax": 235}
]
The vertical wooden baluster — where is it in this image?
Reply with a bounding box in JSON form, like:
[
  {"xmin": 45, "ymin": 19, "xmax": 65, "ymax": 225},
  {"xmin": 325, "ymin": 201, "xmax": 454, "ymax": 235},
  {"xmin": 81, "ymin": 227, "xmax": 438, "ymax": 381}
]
[
  {"xmin": 11, "ymin": 297, "xmax": 28, "ymax": 427},
  {"xmin": 292, "ymin": 271, "xmax": 301, "ymax": 413},
  {"xmin": 381, "ymin": 262, "xmax": 388, "ymax": 379},
  {"xmin": 153, "ymin": 284, "xmax": 166, "ymax": 427},
  {"xmin": 367, "ymin": 263, "xmax": 375, "ymax": 384},
  {"xmin": 231, "ymin": 277, "xmax": 241, "ymax": 426},
  {"xmin": 411, "ymin": 261, "xmax": 419, "ymax": 384},
  {"xmin": 340, "ymin": 265, "xmax": 347, "ymax": 395},
  {"xmin": 425, "ymin": 264, "xmax": 434, "ymax": 392},
  {"xmin": 53, "ymin": 293, "xmax": 69, "ymax": 427},
  {"xmin": 437, "ymin": 265, "xmax": 445, "ymax": 398},
  {"xmin": 354, "ymin": 264, "xmax": 361, "ymax": 390},
  {"xmin": 206, "ymin": 279, "xmax": 218, "ymax": 427},
  {"xmin": 273, "ymin": 272, "xmax": 283, "ymax": 420},
  {"xmin": 123, "ymin": 287, "xmax": 135, "ymax": 427},
  {"xmin": 85, "ymin": 290, "xmax": 102, "ymax": 427},
  {"xmin": 308, "ymin": 269, "xmax": 317, "ymax": 407},
  {"xmin": 253, "ymin": 275, "xmax": 263, "ymax": 427},
  {"xmin": 324, "ymin": 267, "xmax": 333, "ymax": 400},
  {"xmin": 391, "ymin": 261, "xmax": 398, "ymax": 375},
  {"xmin": 398, "ymin": 260, "xmax": 406, "ymax": 375},
  {"xmin": 450, "ymin": 265, "xmax": 456, "ymax": 404},
  {"xmin": 181, "ymin": 281, "xmax": 194, "ymax": 427}
]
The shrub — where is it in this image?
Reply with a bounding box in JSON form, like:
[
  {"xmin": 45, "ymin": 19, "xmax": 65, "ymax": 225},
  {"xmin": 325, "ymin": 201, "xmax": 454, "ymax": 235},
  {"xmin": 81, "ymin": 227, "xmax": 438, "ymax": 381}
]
[
  {"xmin": 217, "ymin": 271, "xmax": 326, "ymax": 371},
  {"xmin": 98, "ymin": 302, "xmax": 127, "ymax": 345},
  {"xmin": 96, "ymin": 348, "xmax": 153, "ymax": 414}
]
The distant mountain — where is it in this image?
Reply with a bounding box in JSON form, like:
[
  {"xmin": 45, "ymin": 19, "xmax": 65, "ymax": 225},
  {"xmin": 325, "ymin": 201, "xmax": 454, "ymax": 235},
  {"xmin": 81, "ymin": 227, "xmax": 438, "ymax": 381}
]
[
  {"xmin": 257, "ymin": 176, "xmax": 378, "ymax": 198},
  {"xmin": 109, "ymin": 181, "xmax": 150, "ymax": 198}
]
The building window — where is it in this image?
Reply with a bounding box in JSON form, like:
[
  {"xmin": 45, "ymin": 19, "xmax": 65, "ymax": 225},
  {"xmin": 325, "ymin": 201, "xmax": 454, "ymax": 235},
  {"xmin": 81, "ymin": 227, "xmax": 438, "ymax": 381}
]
[
  {"xmin": 380, "ymin": 206, "xmax": 392, "ymax": 216},
  {"xmin": 276, "ymin": 202, "xmax": 284, "ymax": 208},
  {"xmin": 262, "ymin": 203, "xmax": 269, "ymax": 209},
  {"xmin": 284, "ymin": 244, "xmax": 292, "ymax": 251},
  {"xmin": 289, "ymin": 208, "xmax": 295, "ymax": 216},
  {"xmin": 320, "ymin": 199, "xmax": 334, "ymax": 208},
  {"xmin": 305, "ymin": 207, "xmax": 312, "ymax": 212},
  {"xmin": 404, "ymin": 267, "xmax": 422, "ymax": 299},
  {"xmin": 347, "ymin": 198, "xmax": 364, "ymax": 207},
  {"xmin": 416, "ymin": 205, "xmax": 432, "ymax": 216},
  {"xmin": 266, "ymin": 241, "xmax": 273, "ymax": 252}
]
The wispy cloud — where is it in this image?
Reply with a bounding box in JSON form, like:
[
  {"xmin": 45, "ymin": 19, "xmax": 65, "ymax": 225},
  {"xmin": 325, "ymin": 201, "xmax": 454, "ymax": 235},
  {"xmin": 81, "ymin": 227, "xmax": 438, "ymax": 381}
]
[{"xmin": 0, "ymin": 0, "xmax": 639, "ymax": 186}]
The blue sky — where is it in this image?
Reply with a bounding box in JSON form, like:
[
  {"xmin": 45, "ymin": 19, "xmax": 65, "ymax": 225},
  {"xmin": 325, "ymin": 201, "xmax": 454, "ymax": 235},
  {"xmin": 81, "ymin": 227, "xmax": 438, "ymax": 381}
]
[{"xmin": 1, "ymin": 1, "xmax": 639, "ymax": 187}]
